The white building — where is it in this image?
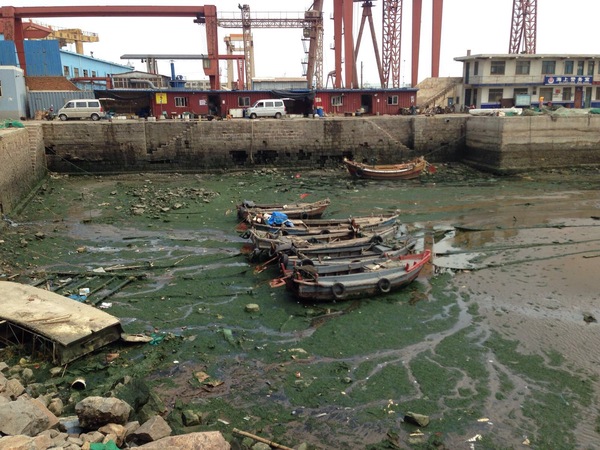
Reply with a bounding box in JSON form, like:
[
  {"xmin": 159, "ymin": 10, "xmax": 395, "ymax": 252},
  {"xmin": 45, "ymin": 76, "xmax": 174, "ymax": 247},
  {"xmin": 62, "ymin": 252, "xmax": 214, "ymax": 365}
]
[
  {"xmin": 454, "ymin": 53, "xmax": 600, "ymax": 109},
  {"xmin": 0, "ymin": 66, "xmax": 27, "ymax": 120}
]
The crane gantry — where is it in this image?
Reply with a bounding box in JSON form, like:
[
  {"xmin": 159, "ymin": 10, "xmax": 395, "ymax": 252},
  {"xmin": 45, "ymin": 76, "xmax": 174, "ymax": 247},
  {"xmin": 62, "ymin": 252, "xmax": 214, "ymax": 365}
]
[{"xmin": 508, "ymin": 0, "xmax": 537, "ymax": 54}]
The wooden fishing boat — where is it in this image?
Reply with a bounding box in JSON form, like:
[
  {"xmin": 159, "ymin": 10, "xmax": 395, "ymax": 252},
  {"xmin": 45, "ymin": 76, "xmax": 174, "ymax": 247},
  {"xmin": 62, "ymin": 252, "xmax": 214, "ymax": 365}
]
[
  {"xmin": 237, "ymin": 198, "xmax": 331, "ymax": 220},
  {"xmin": 343, "ymin": 157, "xmax": 427, "ymax": 180},
  {"xmin": 239, "ymin": 213, "xmax": 400, "ymax": 237},
  {"xmin": 247, "ymin": 225, "xmax": 399, "ymax": 258},
  {"xmin": 278, "ymin": 236, "xmax": 417, "ymax": 274},
  {"xmin": 285, "ymin": 250, "xmax": 431, "ymax": 301}
]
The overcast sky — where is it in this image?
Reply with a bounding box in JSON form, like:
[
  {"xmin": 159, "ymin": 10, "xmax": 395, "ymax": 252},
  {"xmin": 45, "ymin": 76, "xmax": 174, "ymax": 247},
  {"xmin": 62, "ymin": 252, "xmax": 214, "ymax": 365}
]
[{"xmin": 10, "ymin": 0, "xmax": 600, "ymax": 86}]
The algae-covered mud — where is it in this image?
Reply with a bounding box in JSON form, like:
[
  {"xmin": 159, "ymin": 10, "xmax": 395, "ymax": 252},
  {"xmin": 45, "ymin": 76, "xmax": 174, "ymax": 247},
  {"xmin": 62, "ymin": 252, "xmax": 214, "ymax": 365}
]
[{"xmin": 1, "ymin": 165, "xmax": 599, "ymax": 449}]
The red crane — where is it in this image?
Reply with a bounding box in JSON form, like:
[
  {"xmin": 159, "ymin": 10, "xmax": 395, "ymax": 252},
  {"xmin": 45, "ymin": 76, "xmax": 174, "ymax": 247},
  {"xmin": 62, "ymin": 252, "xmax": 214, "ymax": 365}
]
[{"xmin": 508, "ymin": 0, "xmax": 537, "ymax": 54}]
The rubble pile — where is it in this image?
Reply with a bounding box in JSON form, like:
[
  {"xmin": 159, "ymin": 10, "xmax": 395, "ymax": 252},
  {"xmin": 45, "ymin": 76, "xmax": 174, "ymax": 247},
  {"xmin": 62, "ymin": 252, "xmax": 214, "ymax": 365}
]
[{"xmin": 0, "ymin": 361, "xmax": 230, "ymax": 450}]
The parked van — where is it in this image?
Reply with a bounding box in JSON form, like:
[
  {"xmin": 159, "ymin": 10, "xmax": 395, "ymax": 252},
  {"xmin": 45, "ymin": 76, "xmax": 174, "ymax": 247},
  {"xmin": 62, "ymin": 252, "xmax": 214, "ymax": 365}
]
[
  {"xmin": 57, "ymin": 99, "xmax": 105, "ymax": 121},
  {"xmin": 246, "ymin": 99, "xmax": 286, "ymax": 119}
]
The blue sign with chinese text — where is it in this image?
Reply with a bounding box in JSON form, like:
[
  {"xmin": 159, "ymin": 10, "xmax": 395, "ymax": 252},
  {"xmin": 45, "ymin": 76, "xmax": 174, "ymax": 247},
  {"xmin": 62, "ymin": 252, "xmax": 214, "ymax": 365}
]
[{"xmin": 544, "ymin": 76, "xmax": 592, "ymax": 85}]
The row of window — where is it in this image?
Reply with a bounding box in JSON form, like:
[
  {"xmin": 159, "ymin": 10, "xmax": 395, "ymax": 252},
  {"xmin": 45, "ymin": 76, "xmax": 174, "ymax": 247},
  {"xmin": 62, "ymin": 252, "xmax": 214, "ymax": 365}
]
[
  {"xmin": 171, "ymin": 95, "xmax": 402, "ymax": 108},
  {"xmin": 63, "ymin": 66, "xmax": 97, "ymax": 78},
  {"xmin": 487, "ymin": 86, "xmax": 600, "ymax": 103},
  {"xmin": 479, "ymin": 60, "xmax": 596, "ymax": 77}
]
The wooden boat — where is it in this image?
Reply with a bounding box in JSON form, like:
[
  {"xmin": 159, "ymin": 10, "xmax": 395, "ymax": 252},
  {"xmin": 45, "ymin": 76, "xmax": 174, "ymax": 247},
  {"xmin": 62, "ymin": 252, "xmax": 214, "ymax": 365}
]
[
  {"xmin": 237, "ymin": 198, "xmax": 331, "ymax": 220},
  {"xmin": 285, "ymin": 250, "xmax": 431, "ymax": 301},
  {"xmin": 343, "ymin": 157, "xmax": 427, "ymax": 180},
  {"xmin": 278, "ymin": 236, "xmax": 417, "ymax": 274},
  {"xmin": 247, "ymin": 225, "xmax": 399, "ymax": 258},
  {"xmin": 239, "ymin": 213, "xmax": 400, "ymax": 237}
]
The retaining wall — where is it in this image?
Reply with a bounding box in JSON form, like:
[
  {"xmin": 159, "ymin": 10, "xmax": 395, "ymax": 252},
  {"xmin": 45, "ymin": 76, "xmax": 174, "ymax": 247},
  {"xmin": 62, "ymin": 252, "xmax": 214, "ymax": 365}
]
[
  {"xmin": 43, "ymin": 116, "xmax": 465, "ymax": 173},
  {"xmin": 0, "ymin": 124, "xmax": 46, "ymax": 214},
  {"xmin": 464, "ymin": 115, "xmax": 600, "ymax": 172}
]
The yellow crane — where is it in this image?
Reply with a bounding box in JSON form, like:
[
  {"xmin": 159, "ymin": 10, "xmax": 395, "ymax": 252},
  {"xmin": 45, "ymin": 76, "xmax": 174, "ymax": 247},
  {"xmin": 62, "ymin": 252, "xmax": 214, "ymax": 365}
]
[{"xmin": 49, "ymin": 27, "xmax": 99, "ymax": 55}]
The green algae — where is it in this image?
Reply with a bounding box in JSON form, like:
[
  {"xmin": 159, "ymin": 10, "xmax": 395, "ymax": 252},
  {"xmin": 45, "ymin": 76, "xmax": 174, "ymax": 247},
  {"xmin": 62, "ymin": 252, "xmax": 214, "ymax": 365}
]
[{"xmin": 2, "ymin": 168, "xmax": 600, "ymax": 449}]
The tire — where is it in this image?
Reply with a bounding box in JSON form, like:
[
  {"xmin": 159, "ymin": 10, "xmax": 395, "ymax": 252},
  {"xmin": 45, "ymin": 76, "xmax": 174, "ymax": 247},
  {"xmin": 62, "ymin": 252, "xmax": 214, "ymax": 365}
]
[
  {"xmin": 299, "ymin": 259, "xmax": 314, "ymax": 266},
  {"xmin": 370, "ymin": 235, "xmax": 384, "ymax": 244},
  {"xmin": 59, "ymin": 114, "xmax": 68, "ymax": 121},
  {"xmin": 250, "ymin": 113, "xmax": 257, "ymax": 119},
  {"xmin": 275, "ymin": 112, "xmax": 282, "ymax": 119},
  {"xmin": 331, "ymin": 282, "xmax": 345, "ymax": 299},
  {"xmin": 377, "ymin": 278, "xmax": 391, "ymax": 293},
  {"xmin": 91, "ymin": 113, "xmax": 100, "ymax": 121}
]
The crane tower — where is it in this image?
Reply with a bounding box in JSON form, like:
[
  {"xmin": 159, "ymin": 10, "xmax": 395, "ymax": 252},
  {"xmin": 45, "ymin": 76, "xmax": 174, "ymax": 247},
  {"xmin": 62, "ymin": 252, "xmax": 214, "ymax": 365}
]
[{"xmin": 508, "ymin": 0, "xmax": 537, "ymax": 54}]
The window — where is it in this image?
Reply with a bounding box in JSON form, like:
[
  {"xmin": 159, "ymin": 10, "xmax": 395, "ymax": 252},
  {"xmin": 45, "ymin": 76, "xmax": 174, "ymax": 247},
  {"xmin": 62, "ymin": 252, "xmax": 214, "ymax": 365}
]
[
  {"xmin": 331, "ymin": 96, "xmax": 343, "ymax": 106},
  {"xmin": 175, "ymin": 97, "xmax": 189, "ymax": 107},
  {"xmin": 577, "ymin": 61, "xmax": 584, "ymax": 75},
  {"xmin": 63, "ymin": 66, "xmax": 70, "ymax": 77},
  {"xmin": 73, "ymin": 68, "xmax": 79, "ymax": 77},
  {"xmin": 0, "ymin": 81, "xmax": 2, "ymax": 97},
  {"xmin": 541, "ymin": 60, "xmax": 556, "ymax": 74},
  {"xmin": 514, "ymin": 88, "xmax": 528, "ymax": 96},
  {"xmin": 387, "ymin": 95, "xmax": 398, "ymax": 105},
  {"xmin": 238, "ymin": 97, "xmax": 250, "ymax": 107},
  {"xmin": 588, "ymin": 61, "xmax": 595, "ymax": 76},
  {"xmin": 75, "ymin": 101, "xmax": 87, "ymax": 108},
  {"xmin": 91, "ymin": 71, "xmax": 97, "ymax": 77},
  {"xmin": 596, "ymin": 87, "xmax": 600, "ymax": 100},
  {"xmin": 490, "ymin": 60, "xmax": 505, "ymax": 75},
  {"xmin": 562, "ymin": 87, "xmax": 572, "ymax": 101},
  {"xmin": 515, "ymin": 60, "xmax": 530, "ymax": 75},
  {"xmin": 83, "ymin": 70, "xmax": 89, "ymax": 77},
  {"xmin": 265, "ymin": 101, "xmax": 274, "ymax": 107},
  {"xmin": 564, "ymin": 60, "xmax": 574, "ymax": 74},
  {"xmin": 474, "ymin": 61, "xmax": 479, "ymax": 75},
  {"xmin": 488, "ymin": 88, "xmax": 503, "ymax": 103},
  {"xmin": 539, "ymin": 87, "xmax": 553, "ymax": 102}
]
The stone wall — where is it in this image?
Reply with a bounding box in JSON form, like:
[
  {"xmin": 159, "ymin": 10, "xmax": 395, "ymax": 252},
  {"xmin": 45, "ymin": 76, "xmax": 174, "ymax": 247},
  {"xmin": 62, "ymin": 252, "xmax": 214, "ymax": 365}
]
[
  {"xmin": 463, "ymin": 115, "xmax": 600, "ymax": 173},
  {"xmin": 0, "ymin": 125, "xmax": 46, "ymax": 215},
  {"xmin": 43, "ymin": 116, "xmax": 463, "ymax": 173}
]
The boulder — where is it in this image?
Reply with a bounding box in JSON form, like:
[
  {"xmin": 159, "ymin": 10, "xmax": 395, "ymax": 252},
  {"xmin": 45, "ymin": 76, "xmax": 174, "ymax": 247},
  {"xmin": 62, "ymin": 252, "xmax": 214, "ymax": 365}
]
[
  {"xmin": 128, "ymin": 415, "xmax": 172, "ymax": 444},
  {"xmin": 136, "ymin": 431, "xmax": 230, "ymax": 449},
  {"xmin": 0, "ymin": 397, "xmax": 55, "ymax": 436},
  {"xmin": 404, "ymin": 411, "xmax": 430, "ymax": 427},
  {"xmin": 98, "ymin": 423, "xmax": 127, "ymax": 447},
  {"xmin": 75, "ymin": 397, "xmax": 132, "ymax": 429},
  {"xmin": 5, "ymin": 378, "xmax": 25, "ymax": 399},
  {"xmin": 0, "ymin": 434, "xmax": 53, "ymax": 450}
]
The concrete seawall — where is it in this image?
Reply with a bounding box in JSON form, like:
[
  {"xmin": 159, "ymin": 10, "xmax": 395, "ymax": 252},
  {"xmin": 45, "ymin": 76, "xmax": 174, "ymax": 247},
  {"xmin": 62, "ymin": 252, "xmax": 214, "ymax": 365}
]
[{"xmin": 2, "ymin": 114, "xmax": 599, "ymax": 213}]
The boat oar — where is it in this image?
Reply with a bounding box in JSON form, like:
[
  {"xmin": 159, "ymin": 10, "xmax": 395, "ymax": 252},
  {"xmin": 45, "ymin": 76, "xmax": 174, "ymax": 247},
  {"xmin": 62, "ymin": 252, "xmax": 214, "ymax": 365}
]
[{"xmin": 254, "ymin": 254, "xmax": 280, "ymax": 274}]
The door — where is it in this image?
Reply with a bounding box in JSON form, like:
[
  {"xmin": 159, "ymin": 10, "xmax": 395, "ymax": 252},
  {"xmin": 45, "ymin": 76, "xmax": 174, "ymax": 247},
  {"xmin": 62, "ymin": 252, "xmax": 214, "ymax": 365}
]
[{"xmin": 574, "ymin": 87, "xmax": 583, "ymax": 108}]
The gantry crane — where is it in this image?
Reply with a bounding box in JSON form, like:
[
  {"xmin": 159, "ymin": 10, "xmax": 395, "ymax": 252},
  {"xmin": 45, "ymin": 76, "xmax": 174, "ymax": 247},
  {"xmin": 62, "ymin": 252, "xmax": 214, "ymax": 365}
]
[
  {"xmin": 508, "ymin": 0, "xmax": 537, "ymax": 54},
  {"xmin": 48, "ymin": 27, "xmax": 99, "ymax": 54},
  {"xmin": 224, "ymin": 33, "xmax": 253, "ymax": 89},
  {"xmin": 218, "ymin": 3, "xmax": 324, "ymax": 89}
]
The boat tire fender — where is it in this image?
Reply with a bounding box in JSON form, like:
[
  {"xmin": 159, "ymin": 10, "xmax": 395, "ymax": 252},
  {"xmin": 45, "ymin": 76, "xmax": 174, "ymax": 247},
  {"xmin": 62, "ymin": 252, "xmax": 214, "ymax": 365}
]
[
  {"xmin": 378, "ymin": 278, "xmax": 391, "ymax": 293},
  {"xmin": 332, "ymin": 282, "xmax": 345, "ymax": 299},
  {"xmin": 299, "ymin": 259, "xmax": 314, "ymax": 266},
  {"xmin": 370, "ymin": 235, "xmax": 384, "ymax": 244}
]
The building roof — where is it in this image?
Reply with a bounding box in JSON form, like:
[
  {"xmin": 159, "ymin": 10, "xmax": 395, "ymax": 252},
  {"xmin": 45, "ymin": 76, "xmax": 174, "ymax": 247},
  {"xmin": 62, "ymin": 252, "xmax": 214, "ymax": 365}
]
[
  {"xmin": 455, "ymin": 53, "xmax": 600, "ymax": 62},
  {"xmin": 25, "ymin": 76, "xmax": 80, "ymax": 91}
]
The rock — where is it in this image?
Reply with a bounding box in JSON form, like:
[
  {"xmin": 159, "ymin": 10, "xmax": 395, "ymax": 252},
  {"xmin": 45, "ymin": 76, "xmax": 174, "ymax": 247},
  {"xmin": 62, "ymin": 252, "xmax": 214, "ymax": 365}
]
[
  {"xmin": 48, "ymin": 397, "xmax": 63, "ymax": 416},
  {"xmin": 135, "ymin": 431, "xmax": 230, "ymax": 449},
  {"xmin": 98, "ymin": 423, "xmax": 127, "ymax": 447},
  {"xmin": 0, "ymin": 433, "xmax": 53, "ymax": 450},
  {"xmin": 75, "ymin": 396, "xmax": 132, "ymax": 429},
  {"xmin": 0, "ymin": 397, "xmax": 53, "ymax": 436},
  {"xmin": 404, "ymin": 411, "xmax": 430, "ymax": 427},
  {"xmin": 0, "ymin": 362, "xmax": 8, "ymax": 373},
  {"xmin": 80, "ymin": 430, "xmax": 104, "ymax": 444},
  {"xmin": 252, "ymin": 443, "xmax": 271, "ymax": 450},
  {"xmin": 245, "ymin": 303, "xmax": 260, "ymax": 313},
  {"xmin": 182, "ymin": 410, "xmax": 201, "ymax": 426},
  {"xmin": 21, "ymin": 368, "xmax": 34, "ymax": 383},
  {"xmin": 128, "ymin": 415, "xmax": 172, "ymax": 444},
  {"xmin": 5, "ymin": 378, "xmax": 25, "ymax": 399}
]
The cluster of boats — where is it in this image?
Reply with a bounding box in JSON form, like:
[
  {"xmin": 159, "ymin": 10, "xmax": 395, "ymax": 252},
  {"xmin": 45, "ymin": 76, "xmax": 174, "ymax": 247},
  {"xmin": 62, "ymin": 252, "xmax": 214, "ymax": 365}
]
[{"xmin": 236, "ymin": 197, "xmax": 431, "ymax": 302}]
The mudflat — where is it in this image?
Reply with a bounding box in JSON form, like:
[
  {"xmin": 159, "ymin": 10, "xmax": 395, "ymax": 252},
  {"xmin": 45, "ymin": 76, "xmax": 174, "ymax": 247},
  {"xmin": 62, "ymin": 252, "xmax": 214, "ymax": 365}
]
[{"xmin": 0, "ymin": 164, "xmax": 599, "ymax": 449}]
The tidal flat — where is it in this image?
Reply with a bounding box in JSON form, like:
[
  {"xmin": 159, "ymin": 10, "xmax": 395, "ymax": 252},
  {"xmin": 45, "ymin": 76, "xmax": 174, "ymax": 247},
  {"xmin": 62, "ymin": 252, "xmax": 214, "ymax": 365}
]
[{"xmin": 1, "ymin": 164, "xmax": 599, "ymax": 449}]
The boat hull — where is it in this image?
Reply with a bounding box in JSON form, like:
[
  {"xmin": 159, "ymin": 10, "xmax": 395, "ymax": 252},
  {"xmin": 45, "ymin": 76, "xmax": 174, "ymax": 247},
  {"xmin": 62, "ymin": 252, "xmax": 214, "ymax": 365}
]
[
  {"xmin": 344, "ymin": 158, "xmax": 427, "ymax": 180},
  {"xmin": 237, "ymin": 198, "xmax": 331, "ymax": 220},
  {"xmin": 286, "ymin": 250, "xmax": 431, "ymax": 301}
]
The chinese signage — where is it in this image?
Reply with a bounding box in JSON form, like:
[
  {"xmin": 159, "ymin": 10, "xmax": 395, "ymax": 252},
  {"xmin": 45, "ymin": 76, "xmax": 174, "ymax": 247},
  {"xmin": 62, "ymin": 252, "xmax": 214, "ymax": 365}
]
[
  {"xmin": 155, "ymin": 93, "xmax": 167, "ymax": 104},
  {"xmin": 544, "ymin": 76, "xmax": 592, "ymax": 85}
]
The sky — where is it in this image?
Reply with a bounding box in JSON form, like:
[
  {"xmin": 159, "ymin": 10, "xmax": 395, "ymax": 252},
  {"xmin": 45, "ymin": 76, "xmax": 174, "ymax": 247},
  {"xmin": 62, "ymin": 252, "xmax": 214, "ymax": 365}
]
[{"xmin": 8, "ymin": 0, "xmax": 600, "ymax": 86}]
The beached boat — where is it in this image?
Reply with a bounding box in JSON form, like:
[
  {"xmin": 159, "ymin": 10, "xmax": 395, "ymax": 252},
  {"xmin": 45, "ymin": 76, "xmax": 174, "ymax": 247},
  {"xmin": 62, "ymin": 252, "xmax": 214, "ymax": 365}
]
[
  {"xmin": 278, "ymin": 236, "xmax": 417, "ymax": 274},
  {"xmin": 343, "ymin": 157, "xmax": 427, "ymax": 180},
  {"xmin": 237, "ymin": 198, "xmax": 331, "ymax": 220},
  {"xmin": 239, "ymin": 213, "xmax": 400, "ymax": 237},
  {"xmin": 247, "ymin": 225, "xmax": 399, "ymax": 258},
  {"xmin": 285, "ymin": 250, "xmax": 431, "ymax": 301}
]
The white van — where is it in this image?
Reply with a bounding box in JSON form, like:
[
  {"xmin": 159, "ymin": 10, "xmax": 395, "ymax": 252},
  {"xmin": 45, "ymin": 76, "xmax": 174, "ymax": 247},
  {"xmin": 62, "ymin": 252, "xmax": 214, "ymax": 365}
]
[
  {"xmin": 246, "ymin": 99, "xmax": 286, "ymax": 119},
  {"xmin": 58, "ymin": 99, "xmax": 105, "ymax": 121}
]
